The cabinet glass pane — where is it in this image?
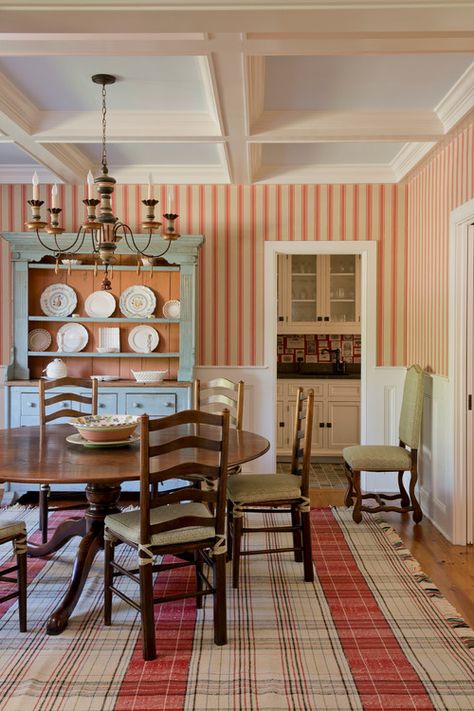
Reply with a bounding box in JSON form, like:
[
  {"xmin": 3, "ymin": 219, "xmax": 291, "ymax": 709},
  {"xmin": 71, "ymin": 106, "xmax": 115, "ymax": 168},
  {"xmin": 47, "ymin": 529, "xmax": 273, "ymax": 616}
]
[
  {"xmin": 329, "ymin": 255, "xmax": 356, "ymax": 323},
  {"xmin": 291, "ymin": 255, "xmax": 317, "ymax": 322}
]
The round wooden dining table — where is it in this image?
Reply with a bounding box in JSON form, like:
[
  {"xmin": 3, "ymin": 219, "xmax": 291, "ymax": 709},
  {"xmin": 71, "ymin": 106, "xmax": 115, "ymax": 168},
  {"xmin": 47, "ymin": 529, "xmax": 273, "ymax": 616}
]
[{"xmin": 0, "ymin": 423, "xmax": 270, "ymax": 635}]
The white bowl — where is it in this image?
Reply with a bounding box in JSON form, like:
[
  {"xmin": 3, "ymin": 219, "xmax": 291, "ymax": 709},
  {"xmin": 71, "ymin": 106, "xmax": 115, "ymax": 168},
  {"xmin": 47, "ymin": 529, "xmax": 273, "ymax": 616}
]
[
  {"xmin": 62, "ymin": 259, "xmax": 82, "ymax": 265},
  {"xmin": 131, "ymin": 369, "xmax": 166, "ymax": 382}
]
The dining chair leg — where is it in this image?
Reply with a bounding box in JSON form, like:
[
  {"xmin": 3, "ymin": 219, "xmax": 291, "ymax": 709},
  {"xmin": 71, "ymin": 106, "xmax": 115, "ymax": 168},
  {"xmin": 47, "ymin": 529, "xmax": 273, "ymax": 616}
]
[
  {"xmin": 195, "ymin": 550, "xmax": 203, "ymax": 609},
  {"xmin": 104, "ymin": 539, "xmax": 114, "ymax": 626},
  {"xmin": 291, "ymin": 504, "xmax": 303, "ymax": 562},
  {"xmin": 344, "ymin": 463, "xmax": 354, "ymax": 507},
  {"xmin": 232, "ymin": 512, "xmax": 243, "ymax": 589},
  {"xmin": 139, "ymin": 562, "xmax": 156, "ymax": 661},
  {"xmin": 409, "ymin": 464, "xmax": 423, "ymax": 523},
  {"xmin": 213, "ymin": 553, "xmax": 227, "ymax": 646},
  {"xmin": 398, "ymin": 470, "xmax": 410, "ymax": 508},
  {"xmin": 226, "ymin": 499, "xmax": 234, "ymax": 561},
  {"xmin": 352, "ymin": 470, "xmax": 362, "ymax": 523},
  {"xmin": 301, "ymin": 511, "xmax": 314, "ymax": 583},
  {"xmin": 16, "ymin": 540, "xmax": 27, "ymax": 633},
  {"xmin": 39, "ymin": 484, "xmax": 50, "ymax": 544}
]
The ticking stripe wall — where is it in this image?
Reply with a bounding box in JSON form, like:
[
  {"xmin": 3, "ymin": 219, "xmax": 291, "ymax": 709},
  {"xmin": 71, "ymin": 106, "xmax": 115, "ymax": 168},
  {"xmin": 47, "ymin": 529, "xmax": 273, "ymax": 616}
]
[
  {"xmin": 406, "ymin": 116, "xmax": 474, "ymax": 376},
  {"xmin": 0, "ymin": 183, "xmax": 407, "ymax": 369}
]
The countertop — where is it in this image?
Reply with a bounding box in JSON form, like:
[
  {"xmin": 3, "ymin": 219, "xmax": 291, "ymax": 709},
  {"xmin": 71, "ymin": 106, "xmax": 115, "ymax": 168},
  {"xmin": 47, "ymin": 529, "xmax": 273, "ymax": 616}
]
[
  {"xmin": 277, "ymin": 364, "xmax": 361, "ymax": 380},
  {"xmin": 278, "ymin": 372, "xmax": 360, "ymax": 380},
  {"xmin": 5, "ymin": 379, "xmax": 192, "ymax": 388}
]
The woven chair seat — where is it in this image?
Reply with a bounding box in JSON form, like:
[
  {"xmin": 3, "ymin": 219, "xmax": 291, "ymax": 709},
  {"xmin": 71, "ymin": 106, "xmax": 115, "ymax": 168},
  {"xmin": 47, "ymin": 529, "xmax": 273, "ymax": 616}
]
[
  {"xmin": 342, "ymin": 445, "xmax": 412, "ymax": 472},
  {"xmin": 228, "ymin": 473, "xmax": 302, "ymax": 504},
  {"xmin": 105, "ymin": 502, "xmax": 215, "ymax": 547},
  {"xmin": 0, "ymin": 517, "xmax": 26, "ymax": 542}
]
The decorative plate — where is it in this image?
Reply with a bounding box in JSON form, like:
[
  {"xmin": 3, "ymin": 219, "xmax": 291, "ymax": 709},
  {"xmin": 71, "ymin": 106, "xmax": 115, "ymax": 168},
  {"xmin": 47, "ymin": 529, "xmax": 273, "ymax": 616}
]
[
  {"xmin": 57, "ymin": 323, "xmax": 89, "ymax": 352},
  {"xmin": 28, "ymin": 328, "xmax": 52, "ymax": 352},
  {"xmin": 66, "ymin": 433, "xmax": 140, "ymax": 449},
  {"xmin": 128, "ymin": 325, "xmax": 159, "ymax": 353},
  {"xmin": 40, "ymin": 283, "xmax": 77, "ymax": 317},
  {"xmin": 162, "ymin": 299, "xmax": 181, "ymax": 319},
  {"xmin": 84, "ymin": 290, "xmax": 116, "ymax": 318},
  {"xmin": 119, "ymin": 285, "xmax": 156, "ymax": 318}
]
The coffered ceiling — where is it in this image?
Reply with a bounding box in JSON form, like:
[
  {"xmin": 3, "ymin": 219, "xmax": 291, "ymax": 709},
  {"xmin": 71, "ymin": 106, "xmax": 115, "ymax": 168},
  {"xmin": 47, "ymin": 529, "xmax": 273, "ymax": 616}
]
[{"xmin": 0, "ymin": 0, "xmax": 473, "ymax": 185}]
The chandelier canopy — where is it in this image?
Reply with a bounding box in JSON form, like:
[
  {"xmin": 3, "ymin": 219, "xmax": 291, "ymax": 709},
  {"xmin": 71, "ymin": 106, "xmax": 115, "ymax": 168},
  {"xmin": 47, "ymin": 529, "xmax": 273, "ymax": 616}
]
[{"xmin": 25, "ymin": 74, "xmax": 180, "ymax": 289}]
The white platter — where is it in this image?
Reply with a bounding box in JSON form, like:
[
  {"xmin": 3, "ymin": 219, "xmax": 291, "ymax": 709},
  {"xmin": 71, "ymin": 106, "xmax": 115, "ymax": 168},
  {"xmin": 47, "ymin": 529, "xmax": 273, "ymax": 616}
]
[
  {"xmin": 91, "ymin": 375, "xmax": 120, "ymax": 381},
  {"xmin": 57, "ymin": 323, "xmax": 89, "ymax": 352},
  {"xmin": 128, "ymin": 325, "xmax": 159, "ymax": 353},
  {"xmin": 40, "ymin": 283, "xmax": 77, "ymax": 317},
  {"xmin": 66, "ymin": 433, "xmax": 140, "ymax": 448},
  {"xmin": 28, "ymin": 328, "xmax": 52, "ymax": 352},
  {"xmin": 84, "ymin": 290, "xmax": 116, "ymax": 318},
  {"xmin": 162, "ymin": 299, "xmax": 181, "ymax": 319},
  {"xmin": 119, "ymin": 285, "xmax": 156, "ymax": 318}
]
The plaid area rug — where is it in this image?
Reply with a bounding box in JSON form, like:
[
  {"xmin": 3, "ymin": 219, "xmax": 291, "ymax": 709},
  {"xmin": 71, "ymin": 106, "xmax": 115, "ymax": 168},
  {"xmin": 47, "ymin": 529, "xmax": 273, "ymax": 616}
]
[{"xmin": 0, "ymin": 507, "xmax": 472, "ymax": 711}]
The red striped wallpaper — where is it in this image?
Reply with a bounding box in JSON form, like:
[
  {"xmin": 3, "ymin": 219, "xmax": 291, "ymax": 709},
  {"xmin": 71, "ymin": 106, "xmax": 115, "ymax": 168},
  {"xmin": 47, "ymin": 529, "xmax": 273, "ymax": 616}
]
[
  {"xmin": 0, "ymin": 183, "xmax": 407, "ymax": 368},
  {"xmin": 406, "ymin": 116, "xmax": 474, "ymax": 376}
]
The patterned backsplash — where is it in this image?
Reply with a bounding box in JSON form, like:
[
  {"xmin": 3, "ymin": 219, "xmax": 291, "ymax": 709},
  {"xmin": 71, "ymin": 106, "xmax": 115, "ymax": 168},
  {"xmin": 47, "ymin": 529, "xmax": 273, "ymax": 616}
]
[{"xmin": 277, "ymin": 334, "xmax": 361, "ymax": 364}]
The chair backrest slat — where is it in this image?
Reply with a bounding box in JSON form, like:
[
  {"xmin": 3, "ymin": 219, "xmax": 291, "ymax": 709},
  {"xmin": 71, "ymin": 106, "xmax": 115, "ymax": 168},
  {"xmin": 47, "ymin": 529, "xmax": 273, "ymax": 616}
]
[
  {"xmin": 290, "ymin": 387, "xmax": 314, "ymax": 496},
  {"xmin": 139, "ymin": 409, "xmax": 230, "ymax": 546},
  {"xmin": 39, "ymin": 376, "xmax": 98, "ymax": 432},
  {"xmin": 398, "ymin": 365, "xmax": 424, "ymax": 449},
  {"xmin": 194, "ymin": 378, "xmax": 244, "ymax": 430}
]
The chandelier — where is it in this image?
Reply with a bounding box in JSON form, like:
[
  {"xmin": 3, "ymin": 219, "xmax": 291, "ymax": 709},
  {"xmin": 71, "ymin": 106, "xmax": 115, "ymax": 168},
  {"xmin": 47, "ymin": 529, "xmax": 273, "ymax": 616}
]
[{"xmin": 25, "ymin": 74, "xmax": 180, "ymax": 289}]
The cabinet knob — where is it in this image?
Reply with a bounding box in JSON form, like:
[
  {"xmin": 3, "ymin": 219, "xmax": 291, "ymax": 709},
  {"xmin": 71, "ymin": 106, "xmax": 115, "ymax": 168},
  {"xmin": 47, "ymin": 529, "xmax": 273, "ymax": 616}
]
[
  {"xmin": 317, "ymin": 316, "xmax": 322, "ymax": 321},
  {"xmin": 62, "ymin": 402, "xmax": 68, "ymax": 407},
  {"xmin": 164, "ymin": 402, "xmax": 173, "ymax": 407},
  {"xmin": 99, "ymin": 403, "xmax": 105, "ymax": 409},
  {"xmin": 132, "ymin": 402, "xmax": 142, "ymax": 408},
  {"xmin": 324, "ymin": 316, "xmax": 330, "ymax": 321},
  {"xmin": 319, "ymin": 422, "xmax": 325, "ymax": 428},
  {"xmin": 278, "ymin": 316, "xmax": 284, "ymax": 321},
  {"xmin": 279, "ymin": 422, "xmax": 285, "ymax": 427},
  {"xmin": 326, "ymin": 422, "xmax": 332, "ymax": 428},
  {"xmin": 27, "ymin": 401, "xmax": 35, "ymax": 408}
]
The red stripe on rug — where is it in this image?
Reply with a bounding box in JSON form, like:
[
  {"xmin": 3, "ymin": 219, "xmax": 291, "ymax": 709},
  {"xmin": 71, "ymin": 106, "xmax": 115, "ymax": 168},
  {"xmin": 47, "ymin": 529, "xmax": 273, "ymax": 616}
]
[
  {"xmin": 114, "ymin": 556, "xmax": 196, "ymax": 710},
  {"xmin": 312, "ymin": 508, "xmax": 435, "ymax": 710}
]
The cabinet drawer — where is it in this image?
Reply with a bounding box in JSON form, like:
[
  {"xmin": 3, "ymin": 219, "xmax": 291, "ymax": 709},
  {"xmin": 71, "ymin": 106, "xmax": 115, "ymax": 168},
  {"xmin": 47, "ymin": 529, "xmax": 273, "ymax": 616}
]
[
  {"xmin": 19, "ymin": 415, "xmax": 40, "ymax": 427},
  {"xmin": 20, "ymin": 393, "xmax": 72, "ymax": 415},
  {"xmin": 95, "ymin": 394, "xmax": 118, "ymax": 415},
  {"xmin": 125, "ymin": 393, "xmax": 177, "ymax": 416},
  {"xmin": 287, "ymin": 381, "xmax": 325, "ymax": 399},
  {"xmin": 327, "ymin": 382, "xmax": 360, "ymax": 400}
]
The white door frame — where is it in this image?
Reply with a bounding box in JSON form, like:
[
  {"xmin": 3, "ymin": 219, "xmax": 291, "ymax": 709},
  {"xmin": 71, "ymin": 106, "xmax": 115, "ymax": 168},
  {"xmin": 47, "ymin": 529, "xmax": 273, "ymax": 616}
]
[
  {"xmin": 264, "ymin": 241, "xmax": 378, "ymax": 468},
  {"xmin": 449, "ymin": 197, "xmax": 474, "ymax": 545}
]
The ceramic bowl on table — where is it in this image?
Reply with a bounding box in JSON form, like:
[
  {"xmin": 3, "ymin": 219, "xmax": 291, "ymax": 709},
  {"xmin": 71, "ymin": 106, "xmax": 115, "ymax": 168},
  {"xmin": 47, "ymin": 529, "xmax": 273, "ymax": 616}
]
[
  {"xmin": 131, "ymin": 370, "xmax": 166, "ymax": 383},
  {"xmin": 69, "ymin": 414, "xmax": 140, "ymax": 442}
]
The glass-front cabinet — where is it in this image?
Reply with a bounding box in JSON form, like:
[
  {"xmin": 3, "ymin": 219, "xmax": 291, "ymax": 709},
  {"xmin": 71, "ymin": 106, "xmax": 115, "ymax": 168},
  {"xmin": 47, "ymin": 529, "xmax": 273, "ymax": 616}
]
[{"xmin": 277, "ymin": 254, "xmax": 360, "ymax": 334}]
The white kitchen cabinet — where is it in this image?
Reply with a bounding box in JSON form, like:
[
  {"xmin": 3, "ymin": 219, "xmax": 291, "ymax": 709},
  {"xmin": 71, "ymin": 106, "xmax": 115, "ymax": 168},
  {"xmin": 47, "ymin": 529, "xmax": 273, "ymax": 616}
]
[
  {"xmin": 277, "ymin": 254, "xmax": 360, "ymax": 334},
  {"xmin": 277, "ymin": 378, "xmax": 360, "ymax": 457}
]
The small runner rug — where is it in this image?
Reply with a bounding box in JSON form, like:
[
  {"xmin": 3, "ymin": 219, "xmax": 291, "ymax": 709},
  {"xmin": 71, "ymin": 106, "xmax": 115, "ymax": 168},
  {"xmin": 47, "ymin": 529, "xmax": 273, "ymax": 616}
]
[{"xmin": 0, "ymin": 507, "xmax": 472, "ymax": 711}]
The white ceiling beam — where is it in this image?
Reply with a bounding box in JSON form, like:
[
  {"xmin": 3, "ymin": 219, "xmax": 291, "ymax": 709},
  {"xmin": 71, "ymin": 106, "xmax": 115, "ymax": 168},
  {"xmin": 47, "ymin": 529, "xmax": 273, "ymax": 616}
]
[
  {"xmin": 435, "ymin": 62, "xmax": 474, "ymax": 132},
  {"xmin": 250, "ymin": 110, "xmax": 444, "ymax": 142},
  {"xmin": 208, "ymin": 36, "xmax": 250, "ymax": 184},
  {"xmin": 255, "ymin": 162, "xmax": 397, "ymax": 185}
]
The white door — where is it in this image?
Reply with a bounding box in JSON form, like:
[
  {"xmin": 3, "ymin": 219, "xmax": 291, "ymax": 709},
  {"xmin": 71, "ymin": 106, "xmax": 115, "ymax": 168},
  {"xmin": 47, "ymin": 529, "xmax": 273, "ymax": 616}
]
[{"xmin": 466, "ymin": 226, "xmax": 474, "ymax": 544}]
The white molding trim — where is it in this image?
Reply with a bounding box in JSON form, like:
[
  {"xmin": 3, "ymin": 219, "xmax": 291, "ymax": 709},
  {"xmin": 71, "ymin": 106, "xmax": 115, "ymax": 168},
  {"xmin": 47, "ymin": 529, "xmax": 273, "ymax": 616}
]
[
  {"xmin": 449, "ymin": 197, "xmax": 474, "ymax": 544},
  {"xmin": 256, "ymin": 163, "xmax": 396, "ymax": 184},
  {"xmin": 0, "ymin": 164, "xmax": 57, "ymax": 183},
  {"xmin": 110, "ymin": 163, "xmax": 230, "ymax": 184},
  {"xmin": 435, "ymin": 61, "xmax": 474, "ymax": 133},
  {"xmin": 390, "ymin": 142, "xmax": 436, "ymax": 181},
  {"xmin": 264, "ymin": 240, "xmax": 377, "ymax": 473}
]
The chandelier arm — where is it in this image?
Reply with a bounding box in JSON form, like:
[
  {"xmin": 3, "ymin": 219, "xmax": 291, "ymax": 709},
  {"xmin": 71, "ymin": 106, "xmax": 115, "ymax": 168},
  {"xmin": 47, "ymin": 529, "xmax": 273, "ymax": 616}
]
[
  {"xmin": 34, "ymin": 228, "xmax": 86, "ymax": 256},
  {"xmin": 115, "ymin": 222, "xmax": 172, "ymax": 259}
]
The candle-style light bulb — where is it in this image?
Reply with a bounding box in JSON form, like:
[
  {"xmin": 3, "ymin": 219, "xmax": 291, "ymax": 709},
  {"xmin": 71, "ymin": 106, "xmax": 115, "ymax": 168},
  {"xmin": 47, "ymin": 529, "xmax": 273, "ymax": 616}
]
[
  {"xmin": 147, "ymin": 173, "xmax": 153, "ymax": 201},
  {"xmin": 32, "ymin": 171, "xmax": 39, "ymax": 201},
  {"xmin": 167, "ymin": 189, "xmax": 173, "ymax": 214},
  {"xmin": 51, "ymin": 183, "xmax": 58, "ymax": 209},
  {"xmin": 87, "ymin": 170, "xmax": 94, "ymax": 200}
]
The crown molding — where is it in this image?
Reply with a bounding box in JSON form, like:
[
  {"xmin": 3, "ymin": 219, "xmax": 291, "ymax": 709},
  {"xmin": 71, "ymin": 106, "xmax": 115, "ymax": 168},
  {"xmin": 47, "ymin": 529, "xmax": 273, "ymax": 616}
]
[
  {"xmin": 109, "ymin": 163, "xmax": 230, "ymax": 184},
  {"xmin": 0, "ymin": 164, "xmax": 58, "ymax": 184},
  {"xmin": 390, "ymin": 141, "xmax": 436, "ymax": 181},
  {"xmin": 435, "ymin": 62, "xmax": 474, "ymax": 133},
  {"xmin": 255, "ymin": 162, "xmax": 396, "ymax": 184}
]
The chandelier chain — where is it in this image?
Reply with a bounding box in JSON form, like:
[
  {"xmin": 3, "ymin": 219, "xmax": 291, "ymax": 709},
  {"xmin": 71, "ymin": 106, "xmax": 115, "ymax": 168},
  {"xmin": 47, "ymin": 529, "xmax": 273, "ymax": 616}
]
[{"xmin": 101, "ymin": 83, "xmax": 108, "ymax": 174}]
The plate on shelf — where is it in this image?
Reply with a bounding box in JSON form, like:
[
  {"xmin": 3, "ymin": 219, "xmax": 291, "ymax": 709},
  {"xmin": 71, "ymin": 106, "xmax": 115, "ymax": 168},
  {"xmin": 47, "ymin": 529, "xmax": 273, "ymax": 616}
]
[
  {"xmin": 128, "ymin": 325, "xmax": 159, "ymax": 353},
  {"xmin": 119, "ymin": 285, "xmax": 156, "ymax": 318},
  {"xmin": 162, "ymin": 299, "xmax": 180, "ymax": 319},
  {"xmin": 28, "ymin": 328, "xmax": 51, "ymax": 352},
  {"xmin": 91, "ymin": 375, "xmax": 120, "ymax": 381},
  {"xmin": 40, "ymin": 283, "xmax": 77, "ymax": 317},
  {"xmin": 84, "ymin": 291, "xmax": 116, "ymax": 318},
  {"xmin": 66, "ymin": 433, "xmax": 140, "ymax": 448},
  {"xmin": 57, "ymin": 323, "xmax": 89, "ymax": 352}
]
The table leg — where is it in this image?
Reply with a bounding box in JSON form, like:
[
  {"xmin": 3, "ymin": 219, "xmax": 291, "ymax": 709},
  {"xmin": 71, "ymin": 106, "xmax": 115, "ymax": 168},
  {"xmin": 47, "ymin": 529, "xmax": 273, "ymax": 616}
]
[
  {"xmin": 46, "ymin": 482, "xmax": 121, "ymax": 636},
  {"xmin": 28, "ymin": 517, "xmax": 86, "ymax": 557}
]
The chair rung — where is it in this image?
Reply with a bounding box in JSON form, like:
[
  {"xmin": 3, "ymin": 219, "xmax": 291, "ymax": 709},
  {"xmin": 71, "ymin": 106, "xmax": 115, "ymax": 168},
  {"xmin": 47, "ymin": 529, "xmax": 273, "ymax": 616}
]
[
  {"xmin": 109, "ymin": 585, "xmax": 141, "ymax": 612},
  {"xmin": 153, "ymin": 588, "xmax": 214, "ymax": 605},
  {"xmin": 110, "ymin": 561, "xmax": 140, "ymax": 585},
  {"xmin": 242, "ymin": 525, "xmax": 296, "ymax": 534},
  {"xmin": 0, "ymin": 590, "xmax": 18, "ymax": 603},
  {"xmin": 361, "ymin": 503, "xmax": 414, "ymax": 514},
  {"xmin": 239, "ymin": 507, "xmax": 292, "ymax": 514},
  {"xmin": 240, "ymin": 546, "xmax": 299, "ymax": 556},
  {"xmin": 0, "ymin": 566, "xmax": 18, "ymax": 579}
]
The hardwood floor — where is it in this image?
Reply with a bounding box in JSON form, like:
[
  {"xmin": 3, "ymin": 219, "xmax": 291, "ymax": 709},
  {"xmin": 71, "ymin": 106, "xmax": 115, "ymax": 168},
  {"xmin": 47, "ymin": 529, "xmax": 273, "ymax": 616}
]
[{"xmin": 311, "ymin": 488, "xmax": 474, "ymax": 629}]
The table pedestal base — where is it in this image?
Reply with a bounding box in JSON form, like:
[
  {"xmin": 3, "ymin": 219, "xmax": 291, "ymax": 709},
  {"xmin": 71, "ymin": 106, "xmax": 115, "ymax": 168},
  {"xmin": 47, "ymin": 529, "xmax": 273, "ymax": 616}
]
[{"xmin": 28, "ymin": 482, "xmax": 122, "ymax": 635}]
